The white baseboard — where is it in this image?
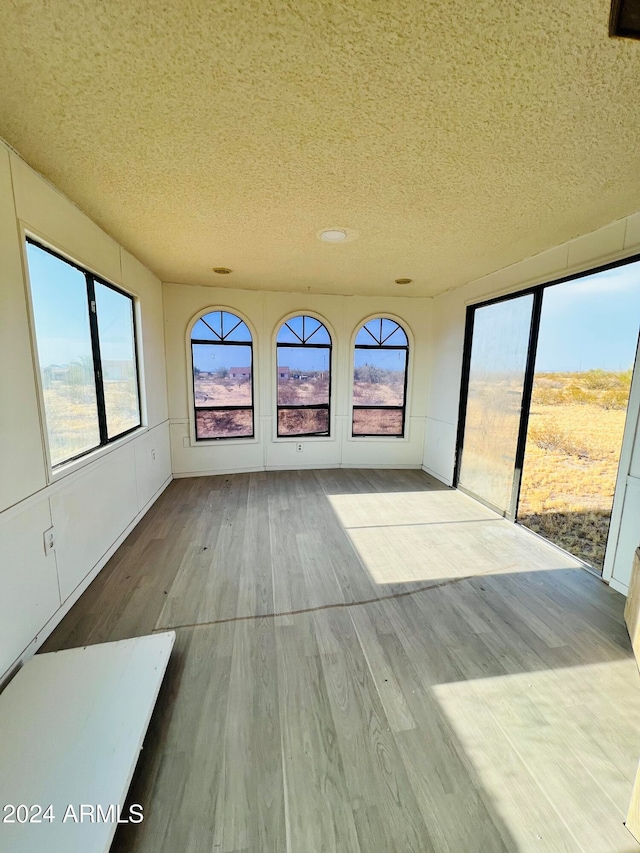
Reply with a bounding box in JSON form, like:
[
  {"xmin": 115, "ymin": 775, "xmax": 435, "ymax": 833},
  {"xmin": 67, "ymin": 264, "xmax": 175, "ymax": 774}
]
[
  {"xmin": 338, "ymin": 462, "xmax": 422, "ymax": 470},
  {"xmin": 1, "ymin": 475, "xmax": 173, "ymax": 688},
  {"xmin": 609, "ymin": 577, "xmax": 629, "ymax": 597},
  {"xmin": 172, "ymin": 466, "xmax": 265, "ymax": 478},
  {"xmin": 421, "ymin": 465, "xmax": 452, "ymax": 486},
  {"xmin": 174, "ymin": 462, "xmax": 423, "ymax": 478}
]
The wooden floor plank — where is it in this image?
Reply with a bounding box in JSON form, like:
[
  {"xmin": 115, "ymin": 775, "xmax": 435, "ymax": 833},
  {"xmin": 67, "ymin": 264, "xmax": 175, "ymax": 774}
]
[{"xmin": 37, "ymin": 469, "xmax": 639, "ymax": 853}]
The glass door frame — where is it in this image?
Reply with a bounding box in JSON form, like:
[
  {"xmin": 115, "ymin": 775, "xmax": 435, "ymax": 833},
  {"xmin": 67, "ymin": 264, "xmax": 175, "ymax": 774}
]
[
  {"xmin": 453, "ymin": 250, "xmax": 640, "ymax": 522},
  {"xmin": 453, "ymin": 288, "xmax": 542, "ymax": 520}
]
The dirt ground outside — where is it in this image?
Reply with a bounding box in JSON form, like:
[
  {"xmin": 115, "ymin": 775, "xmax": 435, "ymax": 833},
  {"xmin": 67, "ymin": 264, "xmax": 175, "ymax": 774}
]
[
  {"xmin": 194, "ymin": 374, "xmax": 252, "ymax": 406},
  {"xmin": 43, "ymin": 382, "xmax": 139, "ymax": 464},
  {"xmin": 195, "ymin": 408, "xmax": 253, "ymax": 439},
  {"xmin": 277, "ymin": 377, "xmax": 329, "ymax": 406},
  {"xmin": 352, "ymin": 408, "xmax": 403, "ymax": 435},
  {"xmin": 518, "ymin": 370, "xmax": 631, "ymax": 572}
]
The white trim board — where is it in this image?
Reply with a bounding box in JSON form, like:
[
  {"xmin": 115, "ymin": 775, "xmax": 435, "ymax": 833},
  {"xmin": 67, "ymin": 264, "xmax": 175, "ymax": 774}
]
[
  {"xmin": 1, "ymin": 474, "xmax": 172, "ymax": 689},
  {"xmin": 0, "ymin": 632, "xmax": 175, "ymax": 853},
  {"xmin": 171, "ymin": 462, "xmax": 423, "ymax": 478}
]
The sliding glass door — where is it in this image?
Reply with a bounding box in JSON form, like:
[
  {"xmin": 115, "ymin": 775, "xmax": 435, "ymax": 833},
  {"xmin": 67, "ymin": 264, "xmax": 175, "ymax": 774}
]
[
  {"xmin": 455, "ymin": 256, "xmax": 640, "ymax": 573},
  {"xmin": 456, "ymin": 293, "xmax": 538, "ymax": 517}
]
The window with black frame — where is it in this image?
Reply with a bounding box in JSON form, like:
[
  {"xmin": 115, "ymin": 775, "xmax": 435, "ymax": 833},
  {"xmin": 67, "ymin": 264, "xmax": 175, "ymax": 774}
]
[
  {"xmin": 276, "ymin": 315, "xmax": 331, "ymax": 437},
  {"xmin": 25, "ymin": 239, "xmax": 141, "ymax": 467},
  {"xmin": 352, "ymin": 318, "xmax": 409, "ymax": 437},
  {"xmin": 191, "ymin": 311, "xmax": 254, "ymax": 440}
]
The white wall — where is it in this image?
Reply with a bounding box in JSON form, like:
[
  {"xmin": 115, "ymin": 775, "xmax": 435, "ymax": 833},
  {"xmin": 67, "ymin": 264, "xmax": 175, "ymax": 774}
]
[
  {"xmin": 423, "ymin": 212, "xmax": 640, "ymax": 594},
  {"xmin": 0, "ymin": 143, "xmax": 171, "ymax": 682},
  {"xmin": 164, "ymin": 283, "xmax": 432, "ymax": 476}
]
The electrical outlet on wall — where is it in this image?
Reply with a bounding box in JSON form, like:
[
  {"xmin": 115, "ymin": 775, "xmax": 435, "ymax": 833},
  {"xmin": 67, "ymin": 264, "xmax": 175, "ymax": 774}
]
[
  {"xmin": 43, "ymin": 527, "xmax": 55, "ymax": 556},
  {"xmin": 296, "ymin": 443, "xmax": 303, "ymax": 452},
  {"xmin": 151, "ymin": 448, "xmax": 156, "ymax": 461}
]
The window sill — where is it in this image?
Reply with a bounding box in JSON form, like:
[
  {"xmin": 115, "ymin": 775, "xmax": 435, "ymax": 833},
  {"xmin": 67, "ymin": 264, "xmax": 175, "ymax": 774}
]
[
  {"xmin": 346, "ymin": 434, "xmax": 410, "ymax": 443},
  {"xmin": 48, "ymin": 425, "xmax": 149, "ymax": 484},
  {"xmin": 189, "ymin": 435, "xmax": 260, "ymax": 448},
  {"xmin": 271, "ymin": 435, "xmax": 336, "ymax": 443}
]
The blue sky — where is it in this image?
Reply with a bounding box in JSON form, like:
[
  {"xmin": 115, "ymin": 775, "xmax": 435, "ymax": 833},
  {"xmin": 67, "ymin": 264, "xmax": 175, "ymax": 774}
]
[
  {"xmin": 27, "ymin": 242, "xmax": 135, "ymax": 366},
  {"xmin": 277, "ymin": 345, "xmax": 330, "ymax": 373},
  {"xmin": 535, "ymin": 261, "xmax": 640, "ymax": 372},
  {"xmin": 193, "ymin": 343, "xmax": 252, "ymax": 372},
  {"xmin": 354, "ymin": 348, "xmax": 407, "ymax": 372}
]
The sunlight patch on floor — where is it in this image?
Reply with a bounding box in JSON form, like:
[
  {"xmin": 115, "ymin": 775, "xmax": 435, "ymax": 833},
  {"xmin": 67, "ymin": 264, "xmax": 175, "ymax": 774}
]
[
  {"xmin": 327, "ymin": 488, "xmax": 582, "ymax": 586},
  {"xmin": 433, "ymin": 659, "xmax": 640, "ymax": 852}
]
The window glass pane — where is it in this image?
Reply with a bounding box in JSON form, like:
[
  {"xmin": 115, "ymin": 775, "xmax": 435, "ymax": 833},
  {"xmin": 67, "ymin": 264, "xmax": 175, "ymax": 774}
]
[
  {"xmin": 26, "ymin": 242, "xmax": 100, "ymax": 466},
  {"xmin": 382, "ymin": 327, "xmax": 408, "ymax": 346},
  {"xmin": 276, "ymin": 315, "xmax": 331, "ymax": 345},
  {"xmin": 304, "ymin": 320, "xmax": 330, "ymax": 345},
  {"xmin": 191, "ymin": 318, "xmax": 218, "ymax": 340},
  {"xmin": 220, "ymin": 311, "xmax": 251, "ymax": 341},
  {"xmin": 458, "ymin": 294, "xmax": 534, "ymax": 513},
  {"xmin": 277, "ymin": 346, "xmax": 330, "ymax": 405},
  {"xmin": 94, "ymin": 282, "xmax": 140, "ymax": 438},
  {"xmin": 196, "ymin": 409, "xmax": 253, "ymax": 439},
  {"xmin": 193, "ymin": 343, "xmax": 253, "ymax": 407},
  {"xmin": 276, "ymin": 323, "xmax": 302, "ymax": 344},
  {"xmin": 353, "ymin": 408, "xmax": 403, "ymax": 436},
  {"xmin": 193, "ymin": 311, "xmax": 252, "ymax": 342},
  {"xmin": 518, "ymin": 262, "xmax": 640, "ymax": 572},
  {"xmin": 278, "ymin": 408, "xmax": 329, "ymax": 436},
  {"xmin": 277, "ymin": 316, "xmax": 304, "ymax": 343},
  {"xmin": 355, "ymin": 324, "xmax": 380, "ymax": 346},
  {"xmin": 354, "ymin": 349, "xmax": 406, "ymax": 407}
]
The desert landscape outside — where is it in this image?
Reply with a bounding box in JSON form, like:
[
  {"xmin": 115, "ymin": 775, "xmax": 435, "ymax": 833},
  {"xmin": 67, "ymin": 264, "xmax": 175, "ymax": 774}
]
[
  {"xmin": 352, "ymin": 319, "xmax": 408, "ymax": 437},
  {"xmin": 41, "ymin": 369, "xmax": 140, "ymax": 465},
  {"xmin": 458, "ymin": 260, "xmax": 639, "ymax": 574},
  {"xmin": 276, "ymin": 323, "xmax": 331, "ymax": 436},
  {"xmin": 352, "ymin": 360, "xmax": 406, "ymax": 435},
  {"xmin": 518, "ymin": 369, "xmax": 632, "ymax": 572},
  {"xmin": 191, "ymin": 316, "xmax": 254, "ymax": 438},
  {"xmin": 517, "ymin": 265, "xmax": 639, "ymax": 573}
]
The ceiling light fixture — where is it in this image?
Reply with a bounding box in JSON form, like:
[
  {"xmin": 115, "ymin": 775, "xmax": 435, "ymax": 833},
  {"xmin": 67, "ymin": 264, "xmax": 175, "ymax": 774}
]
[
  {"xmin": 319, "ymin": 228, "xmax": 347, "ymax": 243},
  {"xmin": 395, "ymin": 278, "xmax": 413, "ymax": 285},
  {"xmin": 212, "ymin": 267, "xmax": 232, "ymax": 274}
]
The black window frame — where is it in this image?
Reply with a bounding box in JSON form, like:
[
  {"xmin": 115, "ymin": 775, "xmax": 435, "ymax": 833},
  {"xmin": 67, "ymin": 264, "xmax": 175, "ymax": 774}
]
[
  {"xmin": 276, "ymin": 315, "xmax": 332, "ymax": 438},
  {"xmin": 25, "ymin": 237, "xmax": 142, "ymax": 468},
  {"xmin": 453, "ymin": 250, "xmax": 640, "ymax": 522},
  {"xmin": 352, "ymin": 318, "xmax": 409, "ymax": 438},
  {"xmin": 191, "ymin": 310, "xmax": 255, "ymax": 441}
]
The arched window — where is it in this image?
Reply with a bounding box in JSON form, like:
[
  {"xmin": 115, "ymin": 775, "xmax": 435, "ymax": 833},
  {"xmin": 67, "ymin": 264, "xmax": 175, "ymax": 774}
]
[
  {"xmin": 276, "ymin": 315, "xmax": 331, "ymax": 437},
  {"xmin": 352, "ymin": 318, "xmax": 409, "ymax": 437},
  {"xmin": 191, "ymin": 310, "xmax": 254, "ymax": 440}
]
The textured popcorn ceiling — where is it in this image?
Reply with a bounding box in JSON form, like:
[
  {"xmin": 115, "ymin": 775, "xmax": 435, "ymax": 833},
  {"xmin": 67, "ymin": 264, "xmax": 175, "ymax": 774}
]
[{"xmin": 1, "ymin": 0, "xmax": 640, "ymax": 297}]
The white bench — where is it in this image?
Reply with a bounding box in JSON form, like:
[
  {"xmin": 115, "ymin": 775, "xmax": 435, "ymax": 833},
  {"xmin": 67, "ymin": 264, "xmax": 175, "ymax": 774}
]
[{"xmin": 0, "ymin": 632, "xmax": 175, "ymax": 852}]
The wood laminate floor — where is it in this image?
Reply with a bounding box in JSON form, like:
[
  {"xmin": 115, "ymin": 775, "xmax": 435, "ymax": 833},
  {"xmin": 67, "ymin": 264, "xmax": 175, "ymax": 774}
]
[{"xmin": 42, "ymin": 469, "xmax": 640, "ymax": 852}]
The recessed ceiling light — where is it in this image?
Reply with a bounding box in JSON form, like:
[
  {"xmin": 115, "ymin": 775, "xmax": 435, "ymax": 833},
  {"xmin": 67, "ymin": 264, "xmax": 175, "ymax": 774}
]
[
  {"xmin": 395, "ymin": 278, "xmax": 413, "ymax": 285},
  {"xmin": 319, "ymin": 228, "xmax": 347, "ymax": 243},
  {"xmin": 212, "ymin": 267, "xmax": 232, "ymax": 274}
]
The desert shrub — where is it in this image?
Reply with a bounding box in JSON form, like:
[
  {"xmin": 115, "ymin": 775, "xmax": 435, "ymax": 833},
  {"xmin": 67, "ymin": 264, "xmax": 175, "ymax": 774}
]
[
  {"xmin": 354, "ymin": 363, "xmax": 385, "ymax": 384},
  {"xmin": 533, "ymin": 386, "xmax": 561, "ymax": 405},
  {"xmin": 518, "ymin": 510, "xmax": 611, "ymax": 571},
  {"xmin": 528, "ymin": 419, "xmax": 590, "ymax": 457},
  {"xmin": 601, "ymin": 386, "xmax": 629, "ymax": 410},
  {"xmin": 564, "ymin": 384, "xmax": 590, "ymax": 404},
  {"xmin": 581, "ymin": 369, "xmax": 612, "ymax": 390}
]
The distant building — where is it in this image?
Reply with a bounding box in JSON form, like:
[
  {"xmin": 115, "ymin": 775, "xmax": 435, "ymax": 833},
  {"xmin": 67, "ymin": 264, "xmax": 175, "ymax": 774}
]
[
  {"xmin": 229, "ymin": 367, "xmax": 251, "ymax": 379},
  {"xmin": 278, "ymin": 366, "xmax": 290, "ymax": 380}
]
